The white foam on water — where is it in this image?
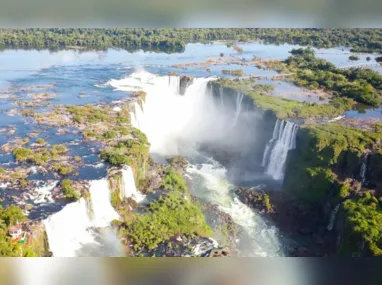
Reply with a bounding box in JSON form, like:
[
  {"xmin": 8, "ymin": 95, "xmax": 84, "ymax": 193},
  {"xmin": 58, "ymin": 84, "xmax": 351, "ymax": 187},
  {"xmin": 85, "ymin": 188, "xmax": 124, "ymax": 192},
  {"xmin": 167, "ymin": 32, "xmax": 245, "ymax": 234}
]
[
  {"xmin": 33, "ymin": 181, "xmax": 57, "ymax": 204},
  {"xmin": 187, "ymin": 161, "xmax": 283, "ymax": 257}
]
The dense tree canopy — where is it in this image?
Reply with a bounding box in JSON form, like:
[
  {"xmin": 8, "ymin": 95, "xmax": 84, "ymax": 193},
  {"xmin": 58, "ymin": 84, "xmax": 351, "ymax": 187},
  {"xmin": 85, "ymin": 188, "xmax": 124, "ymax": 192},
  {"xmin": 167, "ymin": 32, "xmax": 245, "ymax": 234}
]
[
  {"xmin": 285, "ymin": 48, "xmax": 382, "ymax": 106},
  {"xmin": 0, "ymin": 29, "xmax": 382, "ymax": 53},
  {"xmin": 0, "ymin": 205, "xmax": 28, "ymax": 257}
]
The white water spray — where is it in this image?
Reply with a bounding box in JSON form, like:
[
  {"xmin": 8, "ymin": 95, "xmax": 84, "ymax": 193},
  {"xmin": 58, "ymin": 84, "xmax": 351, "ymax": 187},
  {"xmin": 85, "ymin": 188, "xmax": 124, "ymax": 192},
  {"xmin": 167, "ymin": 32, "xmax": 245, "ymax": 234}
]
[
  {"xmin": 264, "ymin": 120, "xmax": 298, "ymax": 181},
  {"xmin": 108, "ymin": 70, "xmax": 283, "ymax": 256},
  {"xmin": 43, "ymin": 179, "xmax": 120, "ymax": 257},
  {"xmin": 120, "ymin": 166, "xmax": 145, "ymax": 203},
  {"xmin": 88, "ymin": 179, "xmax": 120, "ymax": 227},
  {"xmin": 261, "ymin": 120, "xmax": 281, "ymax": 167},
  {"xmin": 110, "ymin": 70, "xmax": 220, "ymax": 155},
  {"xmin": 187, "ymin": 161, "xmax": 282, "ymax": 257},
  {"xmin": 33, "ymin": 181, "xmax": 58, "ymax": 204},
  {"xmin": 233, "ymin": 93, "xmax": 244, "ymax": 126}
]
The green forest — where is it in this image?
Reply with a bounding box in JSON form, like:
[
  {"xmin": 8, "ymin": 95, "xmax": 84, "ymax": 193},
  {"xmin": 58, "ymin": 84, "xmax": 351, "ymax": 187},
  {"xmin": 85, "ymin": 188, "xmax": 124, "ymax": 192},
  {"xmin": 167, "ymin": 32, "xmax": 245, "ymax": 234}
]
[{"xmin": 1, "ymin": 28, "xmax": 382, "ymax": 53}]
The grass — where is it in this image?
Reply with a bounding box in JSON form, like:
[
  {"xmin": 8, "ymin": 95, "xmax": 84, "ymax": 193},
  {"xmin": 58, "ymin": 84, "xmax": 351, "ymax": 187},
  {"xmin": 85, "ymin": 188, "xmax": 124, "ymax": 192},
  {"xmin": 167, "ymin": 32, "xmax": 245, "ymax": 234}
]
[
  {"xmin": 211, "ymin": 78, "xmax": 354, "ymax": 119},
  {"xmin": 118, "ymin": 167, "xmax": 211, "ymax": 252}
]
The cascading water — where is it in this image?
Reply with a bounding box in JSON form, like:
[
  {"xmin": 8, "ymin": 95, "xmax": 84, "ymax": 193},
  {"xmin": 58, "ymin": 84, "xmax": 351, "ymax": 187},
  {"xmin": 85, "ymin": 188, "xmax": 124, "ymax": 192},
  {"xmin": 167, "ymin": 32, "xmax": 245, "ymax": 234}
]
[
  {"xmin": 233, "ymin": 93, "xmax": 244, "ymax": 126},
  {"xmin": 264, "ymin": 120, "xmax": 298, "ymax": 181},
  {"xmin": 261, "ymin": 120, "xmax": 281, "ymax": 167},
  {"xmin": 107, "ymin": 70, "xmax": 284, "ymax": 257},
  {"xmin": 169, "ymin": 75, "xmax": 180, "ymax": 94},
  {"xmin": 327, "ymin": 204, "xmax": 340, "ymax": 231},
  {"xmin": 187, "ymin": 160, "xmax": 282, "ymax": 257},
  {"xmin": 219, "ymin": 87, "xmax": 225, "ymax": 110},
  {"xmin": 43, "ymin": 198, "xmax": 95, "ymax": 257},
  {"xmin": 43, "ymin": 179, "xmax": 120, "ymax": 257},
  {"xmin": 360, "ymin": 153, "xmax": 369, "ymax": 184},
  {"xmin": 120, "ymin": 166, "xmax": 145, "ymax": 203},
  {"xmin": 31, "ymin": 181, "xmax": 58, "ymax": 204},
  {"xmin": 88, "ymin": 179, "xmax": 120, "ymax": 227},
  {"xmin": 110, "ymin": 70, "xmax": 216, "ymax": 156}
]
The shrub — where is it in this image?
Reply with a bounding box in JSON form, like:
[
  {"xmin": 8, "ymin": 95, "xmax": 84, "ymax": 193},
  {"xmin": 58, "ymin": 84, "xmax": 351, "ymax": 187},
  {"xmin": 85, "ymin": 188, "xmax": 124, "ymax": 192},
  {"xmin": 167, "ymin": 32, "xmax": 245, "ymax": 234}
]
[
  {"xmin": 50, "ymin": 144, "xmax": 68, "ymax": 155},
  {"xmin": 22, "ymin": 109, "xmax": 35, "ymax": 117},
  {"xmin": 343, "ymin": 193, "xmax": 382, "ymax": 256},
  {"xmin": 222, "ymin": 69, "xmax": 243, "ymax": 76},
  {"xmin": 82, "ymin": 130, "xmax": 97, "ymax": 138},
  {"xmin": 52, "ymin": 163, "xmax": 74, "ymax": 176},
  {"xmin": 131, "ymin": 128, "xmax": 149, "ymax": 145},
  {"xmin": 100, "ymin": 149, "xmax": 129, "ymax": 166},
  {"xmin": 162, "ymin": 167, "xmax": 188, "ymax": 193},
  {"xmin": 124, "ymin": 191, "xmax": 211, "ymax": 251},
  {"xmin": 36, "ymin": 138, "xmax": 45, "ymax": 145},
  {"xmin": 13, "ymin": 148, "xmax": 33, "ymax": 162},
  {"xmin": 114, "ymin": 126, "xmax": 130, "ymax": 136},
  {"xmin": 0, "ymin": 205, "xmax": 27, "ymax": 226},
  {"xmin": 61, "ymin": 179, "xmax": 80, "ymax": 200},
  {"xmin": 103, "ymin": 130, "xmax": 117, "ymax": 139},
  {"xmin": 349, "ymin": 55, "xmax": 360, "ymax": 61}
]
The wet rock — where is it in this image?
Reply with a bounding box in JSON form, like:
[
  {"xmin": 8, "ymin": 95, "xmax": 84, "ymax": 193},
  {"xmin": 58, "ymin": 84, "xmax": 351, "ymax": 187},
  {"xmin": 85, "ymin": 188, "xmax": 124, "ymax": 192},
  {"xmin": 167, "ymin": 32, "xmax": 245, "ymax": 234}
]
[
  {"xmin": 166, "ymin": 156, "xmax": 187, "ymax": 174},
  {"xmin": 207, "ymin": 247, "xmax": 231, "ymax": 257},
  {"xmin": 25, "ymin": 204, "xmax": 34, "ymax": 211},
  {"xmin": 235, "ymin": 187, "xmax": 273, "ymax": 213},
  {"xmin": 179, "ymin": 76, "xmax": 193, "ymax": 95},
  {"xmin": 299, "ymin": 227, "xmax": 313, "ymax": 235}
]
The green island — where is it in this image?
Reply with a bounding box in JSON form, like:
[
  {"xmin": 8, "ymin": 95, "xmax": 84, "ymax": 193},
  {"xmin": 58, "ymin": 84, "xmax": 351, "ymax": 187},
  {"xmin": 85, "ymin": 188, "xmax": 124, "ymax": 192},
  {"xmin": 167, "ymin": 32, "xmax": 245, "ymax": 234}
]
[{"xmin": 114, "ymin": 167, "xmax": 211, "ymax": 254}]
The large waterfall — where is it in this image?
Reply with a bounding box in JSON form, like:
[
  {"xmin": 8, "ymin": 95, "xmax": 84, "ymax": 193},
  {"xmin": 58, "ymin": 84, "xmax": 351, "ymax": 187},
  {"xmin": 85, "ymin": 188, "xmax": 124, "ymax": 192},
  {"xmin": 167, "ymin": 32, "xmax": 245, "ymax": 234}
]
[
  {"xmin": 263, "ymin": 119, "xmax": 298, "ymax": 181},
  {"xmin": 113, "ymin": 70, "xmax": 219, "ymax": 155},
  {"xmin": 108, "ymin": 70, "xmax": 284, "ymax": 256},
  {"xmin": 120, "ymin": 166, "xmax": 145, "ymax": 203},
  {"xmin": 43, "ymin": 178, "xmax": 120, "ymax": 257}
]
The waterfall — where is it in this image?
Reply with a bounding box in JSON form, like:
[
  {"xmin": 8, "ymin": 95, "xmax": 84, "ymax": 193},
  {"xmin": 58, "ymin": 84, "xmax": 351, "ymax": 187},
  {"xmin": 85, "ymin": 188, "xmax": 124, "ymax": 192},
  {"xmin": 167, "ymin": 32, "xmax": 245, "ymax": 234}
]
[
  {"xmin": 219, "ymin": 87, "xmax": 225, "ymax": 110},
  {"xmin": 120, "ymin": 166, "xmax": 145, "ymax": 203},
  {"xmin": 43, "ymin": 179, "xmax": 119, "ymax": 257},
  {"xmin": 108, "ymin": 70, "xmax": 283, "ymax": 256},
  {"xmin": 169, "ymin": 75, "xmax": 180, "ymax": 94},
  {"xmin": 261, "ymin": 120, "xmax": 281, "ymax": 167},
  {"xmin": 233, "ymin": 93, "xmax": 244, "ymax": 126},
  {"xmin": 43, "ymin": 198, "xmax": 95, "ymax": 257},
  {"xmin": 327, "ymin": 204, "xmax": 340, "ymax": 231},
  {"xmin": 110, "ymin": 71, "xmax": 215, "ymax": 155},
  {"xmin": 88, "ymin": 179, "xmax": 120, "ymax": 227},
  {"xmin": 265, "ymin": 120, "xmax": 298, "ymax": 181},
  {"xmin": 360, "ymin": 153, "xmax": 369, "ymax": 184}
]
